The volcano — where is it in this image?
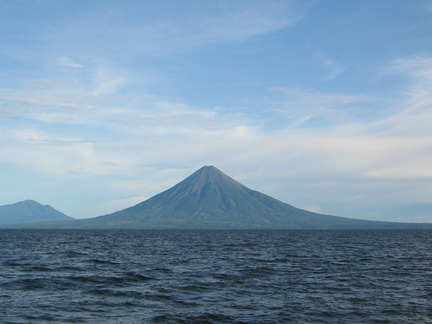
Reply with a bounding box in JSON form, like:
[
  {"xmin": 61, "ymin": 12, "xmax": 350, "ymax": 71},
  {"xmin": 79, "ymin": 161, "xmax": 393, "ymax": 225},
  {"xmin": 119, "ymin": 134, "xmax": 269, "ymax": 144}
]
[{"xmin": 60, "ymin": 166, "xmax": 430, "ymax": 229}]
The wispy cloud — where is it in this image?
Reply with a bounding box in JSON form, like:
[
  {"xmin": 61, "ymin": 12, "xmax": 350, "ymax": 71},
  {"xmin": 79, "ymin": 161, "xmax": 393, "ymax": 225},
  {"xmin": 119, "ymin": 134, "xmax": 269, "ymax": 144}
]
[
  {"xmin": 268, "ymin": 87, "xmax": 374, "ymax": 127},
  {"xmin": 45, "ymin": 1, "xmax": 311, "ymax": 59},
  {"xmin": 91, "ymin": 66, "xmax": 127, "ymax": 97},
  {"xmin": 57, "ymin": 57, "xmax": 82, "ymax": 68},
  {"xmin": 388, "ymin": 56, "xmax": 432, "ymax": 110},
  {"xmin": 371, "ymin": 56, "xmax": 432, "ymax": 137},
  {"xmin": 314, "ymin": 53, "xmax": 346, "ymax": 80}
]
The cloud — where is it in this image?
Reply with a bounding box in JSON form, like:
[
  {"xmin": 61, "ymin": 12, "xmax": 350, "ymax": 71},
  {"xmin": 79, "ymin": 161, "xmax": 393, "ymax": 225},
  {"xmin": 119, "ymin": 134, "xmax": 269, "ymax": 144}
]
[
  {"xmin": 388, "ymin": 56, "xmax": 432, "ymax": 110},
  {"xmin": 194, "ymin": 9, "xmax": 293, "ymax": 44},
  {"xmin": 268, "ymin": 87, "xmax": 374, "ymax": 127},
  {"xmin": 0, "ymin": 127, "xmax": 133, "ymax": 177},
  {"xmin": 368, "ymin": 56, "xmax": 432, "ymax": 138},
  {"xmin": 57, "ymin": 56, "xmax": 82, "ymax": 68},
  {"xmin": 45, "ymin": 1, "xmax": 313, "ymax": 59},
  {"xmin": 92, "ymin": 66, "xmax": 127, "ymax": 97},
  {"xmin": 314, "ymin": 53, "xmax": 346, "ymax": 80},
  {"xmin": 0, "ymin": 62, "xmax": 133, "ymax": 124},
  {"xmin": 0, "ymin": 84, "xmax": 94, "ymax": 112}
]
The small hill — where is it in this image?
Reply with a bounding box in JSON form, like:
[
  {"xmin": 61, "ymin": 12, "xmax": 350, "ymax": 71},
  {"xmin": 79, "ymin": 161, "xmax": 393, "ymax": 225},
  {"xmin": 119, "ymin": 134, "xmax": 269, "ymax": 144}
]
[
  {"xmin": 17, "ymin": 165, "xmax": 429, "ymax": 229},
  {"xmin": 0, "ymin": 200, "xmax": 73, "ymax": 225}
]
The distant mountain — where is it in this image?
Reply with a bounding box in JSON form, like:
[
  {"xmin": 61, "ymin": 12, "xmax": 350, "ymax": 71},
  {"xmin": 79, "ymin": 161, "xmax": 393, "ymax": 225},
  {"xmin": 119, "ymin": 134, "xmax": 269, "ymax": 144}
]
[
  {"xmin": 0, "ymin": 200, "xmax": 73, "ymax": 226},
  {"xmin": 9, "ymin": 166, "xmax": 431, "ymax": 229}
]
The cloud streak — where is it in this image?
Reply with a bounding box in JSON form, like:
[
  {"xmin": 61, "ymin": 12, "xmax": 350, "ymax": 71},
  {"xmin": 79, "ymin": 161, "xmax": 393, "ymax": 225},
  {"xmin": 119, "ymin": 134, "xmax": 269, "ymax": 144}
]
[{"xmin": 43, "ymin": 1, "xmax": 309, "ymax": 60}]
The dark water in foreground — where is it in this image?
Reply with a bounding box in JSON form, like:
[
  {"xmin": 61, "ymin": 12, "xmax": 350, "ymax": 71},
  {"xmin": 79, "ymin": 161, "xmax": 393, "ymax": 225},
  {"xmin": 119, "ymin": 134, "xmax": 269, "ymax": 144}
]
[{"xmin": 0, "ymin": 230, "xmax": 431, "ymax": 323}]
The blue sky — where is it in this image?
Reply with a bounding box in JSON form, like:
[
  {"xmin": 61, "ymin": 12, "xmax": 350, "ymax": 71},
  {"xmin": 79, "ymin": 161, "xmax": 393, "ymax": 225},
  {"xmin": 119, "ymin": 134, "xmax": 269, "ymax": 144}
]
[{"xmin": 1, "ymin": 0, "xmax": 432, "ymax": 222}]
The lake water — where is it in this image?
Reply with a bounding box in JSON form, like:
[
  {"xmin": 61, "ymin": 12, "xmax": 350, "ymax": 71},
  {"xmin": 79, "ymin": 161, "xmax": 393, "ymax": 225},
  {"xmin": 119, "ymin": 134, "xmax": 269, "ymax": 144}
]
[{"xmin": 1, "ymin": 229, "xmax": 431, "ymax": 323}]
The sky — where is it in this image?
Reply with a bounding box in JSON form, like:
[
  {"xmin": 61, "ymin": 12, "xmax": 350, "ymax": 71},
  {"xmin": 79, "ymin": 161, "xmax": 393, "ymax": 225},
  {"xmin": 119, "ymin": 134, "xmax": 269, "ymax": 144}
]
[{"xmin": 1, "ymin": 0, "xmax": 432, "ymax": 222}]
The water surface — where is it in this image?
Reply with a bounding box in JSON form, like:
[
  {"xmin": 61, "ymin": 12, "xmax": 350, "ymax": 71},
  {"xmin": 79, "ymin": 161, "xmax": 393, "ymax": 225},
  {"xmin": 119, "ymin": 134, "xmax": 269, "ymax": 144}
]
[{"xmin": 1, "ymin": 230, "xmax": 431, "ymax": 323}]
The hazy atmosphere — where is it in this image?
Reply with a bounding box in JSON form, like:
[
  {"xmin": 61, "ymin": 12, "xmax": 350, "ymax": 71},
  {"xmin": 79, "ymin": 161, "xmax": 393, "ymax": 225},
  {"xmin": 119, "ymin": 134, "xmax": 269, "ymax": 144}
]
[{"xmin": 1, "ymin": 0, "xmax": 431, "ymax": 222}]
